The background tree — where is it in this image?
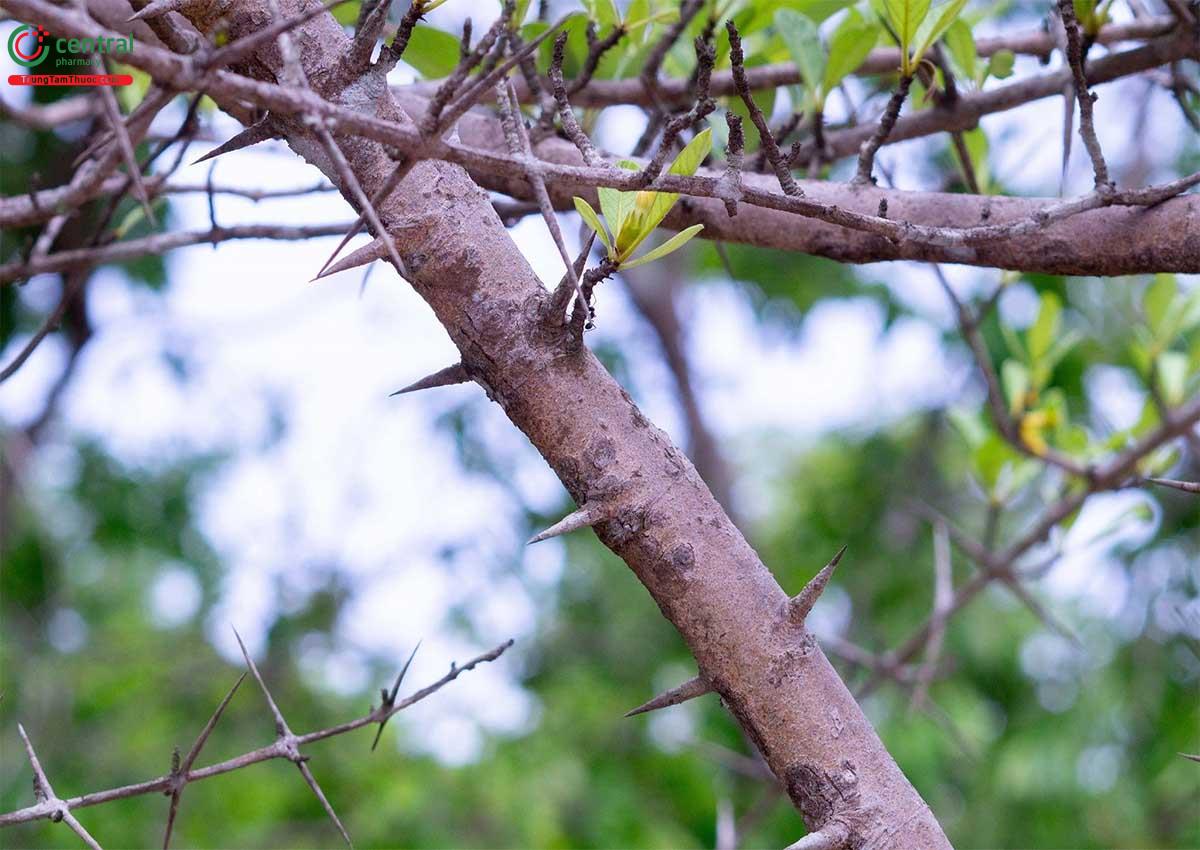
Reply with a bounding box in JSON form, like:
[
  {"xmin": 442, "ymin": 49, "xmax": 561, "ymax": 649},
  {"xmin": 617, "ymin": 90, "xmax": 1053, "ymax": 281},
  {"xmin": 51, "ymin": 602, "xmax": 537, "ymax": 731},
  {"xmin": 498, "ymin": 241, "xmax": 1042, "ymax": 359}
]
[{"xmin": 1, "ymin": 0, "xmax": 1198, "ymax": 846}]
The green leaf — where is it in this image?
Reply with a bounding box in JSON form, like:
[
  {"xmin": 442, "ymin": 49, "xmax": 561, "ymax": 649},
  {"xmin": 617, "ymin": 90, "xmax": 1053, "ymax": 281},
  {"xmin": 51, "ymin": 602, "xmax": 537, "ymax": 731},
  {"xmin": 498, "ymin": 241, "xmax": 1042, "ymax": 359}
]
[
  {"xmin": 962, "ymin": 127, "xmax": 990, "ymax": 192},
  {"xmin": 582, "ymin": 0, "xmax": 621, "ymax": 27},
  {"xmin": 638, "ymin": 128, "xmax": 713, "ymax": 239},
  {"xmin": 331, "ymin": 1, "xmax": 361, "ymax": 25},
  {"xmin": 773, "ymin": 0, "xmax": 857, "ymax": 23},
  {"xmin": 943, "ymin": 18, "xmax": 977, "ymax": 82},
  {"xmin": 622, "ymin": 224, "xmax": 705, "ymax": 269},
  {"xmin": 1002, "ymin": 359, "xmax": 1030, "ymax": 415},
  {"xmin": 1156, "ymin": 351, "xmax": 1189, "ymax": 405},
  {"xmin": 823, "ymin": 10, "xmax": 877, "ymax": 94},
  {"xmin": 776, "ymin": 9, "xmax": 826, "ymax": 105},
  {"xmin": 984, "ymin": 48, "xmax": 1014, "ymax": 80},
  {"xmin": 1028, "ymin": 292, "xmax": 1062, "ymax": 362},
  {"xmin": 912, "ymin": 0, "xmax": 968, "ymax": 66},
  {"xmin": 1142, "ymin": 273, "xmax": 1175, "ymax": 336},
  {"xmin": 573, "ymin": 197, "xmax": 613, "ymax": 256},
  {"xmin": 597, "ymin": 160, "xmax": 641, "ymax": 250},
  {"xmin": 401, "ymin": 25, "xmax": 462, "ymax": 78},
  {"xmin": 883, "ymin": 0, "xmax": 932, "ymax": 62}
]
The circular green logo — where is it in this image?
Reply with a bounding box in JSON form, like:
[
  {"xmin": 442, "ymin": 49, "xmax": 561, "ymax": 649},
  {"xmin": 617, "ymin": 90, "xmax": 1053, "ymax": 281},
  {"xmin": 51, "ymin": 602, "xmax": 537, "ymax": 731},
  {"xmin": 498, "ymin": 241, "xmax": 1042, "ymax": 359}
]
[{"xmin": 8, "ymin": 24, "xmax": 49, "ymax": 68}]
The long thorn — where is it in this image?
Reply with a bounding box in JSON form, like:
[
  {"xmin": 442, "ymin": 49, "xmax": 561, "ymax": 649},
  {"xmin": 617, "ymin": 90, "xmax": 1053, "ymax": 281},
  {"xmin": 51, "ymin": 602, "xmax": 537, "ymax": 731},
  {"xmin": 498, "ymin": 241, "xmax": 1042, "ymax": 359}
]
[
  {"xmin": 371, "ymin": 641, "xmax": 422, "ymax": 751},
  {"xmin": 296, "ymin": 760, "xmax": 352, "ymax": 848},
  {"xmin": 312, "ymin": 238, "xmax": 387, "ymax": 281},
  {"xmin": 389, "ymin": 363, "xmax": 470, "ymax": 397},
  {"xmin": 192, "ymin": 119, "xmax": 276, "ymax": 166},
  {"xmin": 231, "ymin": 626, "xmax": 290, "ymax": 736},
  {"xmin": 163, "ymin": 673, "xmax": 246, "ymax": 850},
  {"xmin": 625, "ymin": 675, "xmax": 712, "ymax": 717},
  {"xmin": 1147, "ymin": 477, "xmax": 1200, "ymax": 494}
]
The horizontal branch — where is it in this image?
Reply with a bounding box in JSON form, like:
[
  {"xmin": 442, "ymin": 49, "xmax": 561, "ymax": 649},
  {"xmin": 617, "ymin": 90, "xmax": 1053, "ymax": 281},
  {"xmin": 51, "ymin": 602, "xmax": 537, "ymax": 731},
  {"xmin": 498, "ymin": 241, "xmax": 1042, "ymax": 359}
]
[
  {"xmin": 436, "ymin": 91, "xmax": 1200, "ymax": 276},
  {"xmin": 435, "ymin": 16, "xmax": 1181, "ymax": 108},
  {"xmin": 0, "ymin": 223, "xmax": 353, "ymax": 284},
  {"xmin": 0, "ymin": 640, "xmax": 512, "ymax": 829},
  {"xmin": 3, "ymin": 3, "xmax": 1196, "ymax": 277}
]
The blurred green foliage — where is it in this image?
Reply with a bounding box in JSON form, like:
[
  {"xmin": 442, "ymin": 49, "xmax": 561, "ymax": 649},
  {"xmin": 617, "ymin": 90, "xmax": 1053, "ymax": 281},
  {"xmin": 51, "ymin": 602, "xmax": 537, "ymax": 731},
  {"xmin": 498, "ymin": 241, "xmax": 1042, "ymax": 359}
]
[{"xmin": 3, "ymin": 0, "xmax": 1200, "ymax": 846}]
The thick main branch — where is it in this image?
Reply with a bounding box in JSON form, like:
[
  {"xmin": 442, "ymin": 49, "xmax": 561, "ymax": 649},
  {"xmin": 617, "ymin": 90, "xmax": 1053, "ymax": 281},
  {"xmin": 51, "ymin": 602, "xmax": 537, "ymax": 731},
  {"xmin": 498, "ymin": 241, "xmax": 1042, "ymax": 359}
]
[{"xmin": 73, "ymin": 0, "xmax": 952, "ymax": 844}]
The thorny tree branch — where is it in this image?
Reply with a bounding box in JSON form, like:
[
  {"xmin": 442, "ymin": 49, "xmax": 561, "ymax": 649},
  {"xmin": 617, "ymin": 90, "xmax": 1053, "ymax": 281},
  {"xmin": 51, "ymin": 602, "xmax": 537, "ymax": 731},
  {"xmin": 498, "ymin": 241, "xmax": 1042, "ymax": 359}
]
[
  {"xmin": 0, "ymin": 639, "xmax": 514, "ymax": 842},
  {"xmin": 1, "ymin": 0, "xmax": 1198, "ymax": 845},
  {"xmin": 2, "ymin": 9, "xmax": 1195, "ymax": 276},
  {"xmin": 1057, "ymin": 0, "xmax": 1113, "ymax": 188}
]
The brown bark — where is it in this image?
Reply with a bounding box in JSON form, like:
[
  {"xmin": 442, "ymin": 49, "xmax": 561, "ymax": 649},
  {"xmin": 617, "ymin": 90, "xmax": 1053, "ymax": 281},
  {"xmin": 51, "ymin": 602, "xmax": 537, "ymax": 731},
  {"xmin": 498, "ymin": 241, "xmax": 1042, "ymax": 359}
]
[
  {"xmin": 153, "ymin": 0, "xmax": 952, "ymax": 843},
  {"xmin": 424, "ymin": 90, "xmax": 1200, "ymax": 277}
]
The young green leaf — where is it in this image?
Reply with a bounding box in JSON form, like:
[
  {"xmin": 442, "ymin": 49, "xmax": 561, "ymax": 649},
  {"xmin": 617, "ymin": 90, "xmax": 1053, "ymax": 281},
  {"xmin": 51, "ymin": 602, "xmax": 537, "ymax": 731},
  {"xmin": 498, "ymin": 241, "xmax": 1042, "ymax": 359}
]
[
  {"xmin": 883, "ymin": 0, "xmax": 932, "ymax": 68},
  {"xmin": 942, "ymin": 18, "xmax": 977, "ymax": 82},
  {"xmin": 823, "ymin": 10, "xmax": 879, "ymax": 94},
  {"xmin": 1028, "ymin": 292, "xmax": 1062, "ymax": 362},
  {"xmin": 1002, "ymin": 359, "xmax": 1031, "ymax": 415},
  {"xmin": 984, "ymin": 48, "xmax": 1014, "ymax": 80},
  {"xmin": 776, "ymin": 9, "xmax": 826, "ymax": 107},
  {"xmin": 1142, "ymin": 273, "xmax": 1176, "ymax": 336},
  {"xmin": 598, "ymin": 160, "xmax": 641, "ymax": 252},
  {"xmin": 573, "ymin": 197, "xmax": 613, "ymax": 256},
  {"xmin": 622, "ymin": 224, "xmax": 705, "ymax": 269},
  {"xmin": 401, "ymin": 25, "xmax": 463, "ymax": 78},
  {"xmin": 912, "ymin": 0, "xmax": 968, "ymax": 66},
  {"xmin": 1156, "ymin": 351, "xmax": 1189, "ymax": 406},
  {"xmin": 638, "ymin": 128, "xmax": 713, "ymax": 242}
]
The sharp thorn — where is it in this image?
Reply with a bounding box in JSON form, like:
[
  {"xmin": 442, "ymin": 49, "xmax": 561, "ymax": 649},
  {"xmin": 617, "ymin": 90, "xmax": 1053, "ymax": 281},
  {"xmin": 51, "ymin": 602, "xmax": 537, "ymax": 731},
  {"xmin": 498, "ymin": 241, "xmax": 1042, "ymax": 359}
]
[
  {"xmin": 128, "ymin": 0, "xmax": 195, "ymax": 23},
  {"xmin": 296, "ymin": 759, "xmax": 353, "ymax": 848},
  {"xmin": 371, "ymin": 640, "xmax": 421, "ymax": 751},
  {"xmin": 192, "ymin": 119, "xmax": 275, "ymax": 166},
  {"xmin": 312, "ymin": 238, "xmax": 386, "ymax": 281},
  {"xmin": 625, "ymin": 675, "xmax": 712, "ymax": 717},
  {"xmin": 787, "ymin": 545, "xmax": 847, "ymax": 625},
  {"xmin": 389, "ymin": 363, "xmax": 470, "ymax": 397},
  {"xmin": 1147, "ymin": 477, "xmax": 1200, "ymax": 494},
  {"xmin": 527, "ymin": 504, "xmax": 605, "ymax": 545}
]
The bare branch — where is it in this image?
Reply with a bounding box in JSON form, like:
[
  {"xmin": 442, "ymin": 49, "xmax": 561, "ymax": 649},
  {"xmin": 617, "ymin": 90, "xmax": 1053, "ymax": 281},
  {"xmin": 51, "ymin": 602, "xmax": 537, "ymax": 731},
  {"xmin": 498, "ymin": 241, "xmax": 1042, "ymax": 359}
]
[{"xmin": 1058, "ymin": 0, "xmax": 1112, "ymax": 188}]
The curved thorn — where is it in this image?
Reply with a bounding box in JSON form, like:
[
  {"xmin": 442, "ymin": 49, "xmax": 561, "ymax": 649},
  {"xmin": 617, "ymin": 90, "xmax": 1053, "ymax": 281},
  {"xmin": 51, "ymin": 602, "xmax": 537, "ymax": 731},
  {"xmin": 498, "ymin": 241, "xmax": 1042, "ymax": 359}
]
[
  {"xmin": 788, "ymin": 545, "xmax": 847, "ymax": 625},
  {"xmin": 625, "ymin": 675, "xmax": 712, "ymax": 717}
]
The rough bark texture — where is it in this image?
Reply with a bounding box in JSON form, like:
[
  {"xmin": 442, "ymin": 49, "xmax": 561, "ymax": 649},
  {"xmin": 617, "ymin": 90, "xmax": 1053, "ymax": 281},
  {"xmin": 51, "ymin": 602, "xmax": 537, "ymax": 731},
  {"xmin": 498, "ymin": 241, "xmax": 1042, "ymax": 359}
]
[
  {"xmin": 414, "ymin": 90, "xmax": 1200, "ymax": 276},
  {"xmin": 165, "ymin": 0, "xmax": 953, "ymax": 844}
]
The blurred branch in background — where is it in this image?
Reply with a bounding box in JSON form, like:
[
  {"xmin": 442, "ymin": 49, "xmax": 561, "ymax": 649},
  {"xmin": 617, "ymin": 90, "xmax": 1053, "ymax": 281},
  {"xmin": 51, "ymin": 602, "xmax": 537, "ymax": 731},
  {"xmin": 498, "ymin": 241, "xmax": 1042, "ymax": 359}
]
[{"xmin": 0, "ymin": 637, "xmax": 512, "ymax": 848}]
